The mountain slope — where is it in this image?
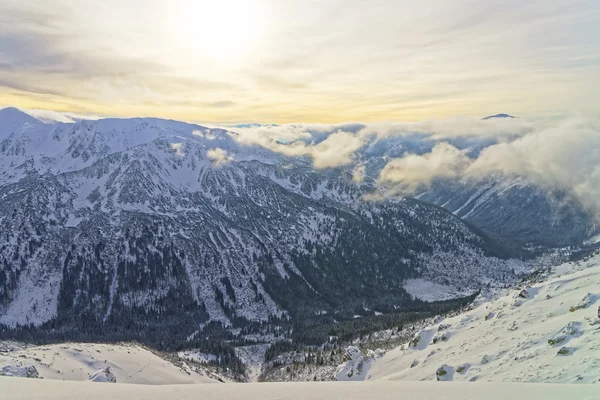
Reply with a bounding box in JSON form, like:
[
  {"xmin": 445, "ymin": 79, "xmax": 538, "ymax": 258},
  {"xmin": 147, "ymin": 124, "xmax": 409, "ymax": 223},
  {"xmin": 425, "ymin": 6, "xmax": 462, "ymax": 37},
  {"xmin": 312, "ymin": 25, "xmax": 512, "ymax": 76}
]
[
  {"xmin": 0, "ymin": 109, "xmax": 530, "ymax": 347},
  {"xmin": 366, "ymin": 252, "xmax": 600, "ymax": 383},
  {"xmin": 418, "ymin": 175, "xmax": 596, "ymax": 247}
]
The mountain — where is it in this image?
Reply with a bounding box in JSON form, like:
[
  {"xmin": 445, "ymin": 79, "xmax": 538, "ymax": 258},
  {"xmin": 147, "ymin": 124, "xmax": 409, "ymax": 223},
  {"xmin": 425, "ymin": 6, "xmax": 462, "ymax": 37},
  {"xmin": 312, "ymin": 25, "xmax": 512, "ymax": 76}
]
[
  {"xmin": 417, "ymin": 175, "xmax": 597, "ymax": 248},
  {"xmin": 365, "ymin": 251, "xmax": 600, "ymax": 383},
  {"xmin": 482, "ymin": 113, "xmax": 515, "ymax": 120},
  {"xmin": 351, "ymin": 132, "xmax": 596, "ymax": 248},
  {"xmin": 0, "ymin": 109, "xmax": 528, "ymax": 349}
]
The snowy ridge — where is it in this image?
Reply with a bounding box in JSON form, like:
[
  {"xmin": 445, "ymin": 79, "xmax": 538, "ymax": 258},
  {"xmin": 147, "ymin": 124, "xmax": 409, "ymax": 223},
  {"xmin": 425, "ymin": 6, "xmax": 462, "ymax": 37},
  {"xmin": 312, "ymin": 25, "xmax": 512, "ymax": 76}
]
[{"xmin": 0, "ymin": 342, "xmax": 221, "ymax": 384}]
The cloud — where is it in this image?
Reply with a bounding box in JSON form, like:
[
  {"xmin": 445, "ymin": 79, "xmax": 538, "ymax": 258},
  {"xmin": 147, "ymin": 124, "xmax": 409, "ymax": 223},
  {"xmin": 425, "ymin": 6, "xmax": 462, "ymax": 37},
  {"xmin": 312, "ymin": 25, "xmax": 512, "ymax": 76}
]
[
  {"xmin": 210, "ymin": 101, "xmax": 235, "ymax": 108},
  {"xmin": 193, "ymin": 129, "xmax": 220, "ymax": 140},
  {"xmin": 467, "ymin": 116, "xmax": 600, "ymax": 214},
  {"xmin": 14, "ymin": 107, "xmax": 100, "ymax": 123},
  {"xmin": 207, "ymin": 148, "xmax": 233, "ymax": 166},
  {"xmin": 311, "ymin": 131, "xmax": 365, "ymax": 168},
  {"xmin": 1, "ymin": 1, "xmax": 599, "ymax": 121},
  {"xmin": 379, "ymin": 143, "xmax": 471, "ymax": 191},
  {"xmin": 352, "ymin": 163, "xmax": 366, "ymax": 183},
  {"xmin": 377, "ymin": 115, "xmax": 600, "ymax": 219},
  {"xmin": 358, "ymin": 117, "xmax": 534, "ymax": 140},
  {"xmin": 225, "ymin": 116, "xmax": 538, "ymax": 170},
  {"xmin": 171, "ymin": 142, "xmax": 185, "ymax": 157}
]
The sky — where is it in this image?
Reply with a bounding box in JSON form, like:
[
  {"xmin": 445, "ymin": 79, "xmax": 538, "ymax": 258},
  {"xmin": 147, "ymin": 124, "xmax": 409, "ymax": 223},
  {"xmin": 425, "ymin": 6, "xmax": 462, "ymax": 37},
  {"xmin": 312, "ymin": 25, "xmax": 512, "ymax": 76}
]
[{"xmin": 0, "ymin": 0, "xmax": 599, "ymax": 123}]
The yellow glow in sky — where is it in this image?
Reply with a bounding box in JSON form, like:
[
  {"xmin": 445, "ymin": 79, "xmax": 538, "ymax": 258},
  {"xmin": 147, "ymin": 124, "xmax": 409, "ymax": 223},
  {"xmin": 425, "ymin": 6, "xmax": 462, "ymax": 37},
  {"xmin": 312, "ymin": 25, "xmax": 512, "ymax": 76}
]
[
  {"xmin": 0, "ymin": 0, "xmax": 599, "ymax": 123},
  {"xmin": 168, "ymin": 0, "xmax": 265, "ymax": 62}
]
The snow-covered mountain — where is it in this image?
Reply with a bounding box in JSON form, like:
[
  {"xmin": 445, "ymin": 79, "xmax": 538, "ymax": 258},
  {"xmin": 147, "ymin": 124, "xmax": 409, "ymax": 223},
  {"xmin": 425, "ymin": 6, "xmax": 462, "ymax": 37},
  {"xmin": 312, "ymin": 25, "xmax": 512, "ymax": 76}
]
[
  {"xmin": 353, "ymin": 131, "xmax": 596, "ymax": 248},
  {"xmin": 363, "ymin": 251, "xmax": 600, "ymax": 383},
  {"xmin": 418, "ymin": 174, "xmax": 596, "ymax": 248},
  {"xmin": 0, "ymin": 107, "xmax": 531, "ymax": 345}
]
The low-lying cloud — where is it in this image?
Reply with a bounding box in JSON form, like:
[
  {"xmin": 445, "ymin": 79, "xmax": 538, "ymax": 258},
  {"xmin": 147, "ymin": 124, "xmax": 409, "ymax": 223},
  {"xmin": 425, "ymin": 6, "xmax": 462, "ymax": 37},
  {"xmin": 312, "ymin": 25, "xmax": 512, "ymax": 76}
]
[
  {"xmin": 170, "ymin": 142, "xmax": 185, "ymax": 157},
  {"xmin": 228, "ymin": 115, "xmax": 600, "ymax": 219},
  {"xmin": 379, "ymin": 143, "xmax": 471, "ymax": 191},
  {"xmin": 377, "ymin": 116, "xmax": 600, "ymax": 219},
  {"xmin": 207, "ymin": 148, "xmax": 233, "ymax": 166},
  {"xmin": 228, "ymin": 116, "xmax": 534, "ymax": 170}
]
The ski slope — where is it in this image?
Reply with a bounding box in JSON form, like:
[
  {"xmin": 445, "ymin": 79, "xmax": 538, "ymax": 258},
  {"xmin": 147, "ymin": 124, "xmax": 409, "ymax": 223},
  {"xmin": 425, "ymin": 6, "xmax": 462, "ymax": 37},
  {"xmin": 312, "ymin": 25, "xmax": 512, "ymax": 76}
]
[{"xmin": 367, "ymin": 253, "xmax": 600, "ymax": 383}]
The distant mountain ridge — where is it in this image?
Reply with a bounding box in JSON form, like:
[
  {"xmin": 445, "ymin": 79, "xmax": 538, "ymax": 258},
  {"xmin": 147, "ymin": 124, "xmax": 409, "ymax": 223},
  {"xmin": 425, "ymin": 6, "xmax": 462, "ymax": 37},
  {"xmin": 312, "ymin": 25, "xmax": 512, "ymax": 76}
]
[{"xmin": 482, "ymin": 113, "xmax": 515, "ymax": 120}]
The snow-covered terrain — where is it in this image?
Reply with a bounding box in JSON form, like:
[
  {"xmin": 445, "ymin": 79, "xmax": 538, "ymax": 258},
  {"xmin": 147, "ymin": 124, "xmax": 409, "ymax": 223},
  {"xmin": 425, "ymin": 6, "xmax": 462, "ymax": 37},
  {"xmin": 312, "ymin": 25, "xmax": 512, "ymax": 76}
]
[
  {"xmin": 1, "ymin": 379, "xmax": 598, "ymax": 400},
  {"xmin": 364, "ymin": 252, "xmax": 600, "ymax": 383},
  {"xmin": 0, "ymin": 342, "xmax": 221, "ymax": 384},
  {"xmin": 0, "ymin": 106, "xmax": 533, "ymax": 340}
]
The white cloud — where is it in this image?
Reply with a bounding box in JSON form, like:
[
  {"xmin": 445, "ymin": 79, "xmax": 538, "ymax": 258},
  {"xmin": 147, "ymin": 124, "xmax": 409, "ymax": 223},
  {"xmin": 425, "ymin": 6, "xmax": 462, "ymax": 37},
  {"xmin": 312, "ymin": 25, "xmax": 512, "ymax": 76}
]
[
  {"xmin": 379, "ymin": 143, "xmax": 471, "ymax": 191},
  {"xmin": 229, "ymin": 125, "xmax": 366, "ymax": 169},
  {"xmin": 352, "ymin": 163, "xmax": 366, "ymax": 183},
  {"xmin": 358, "ymin": 117, "xmax": 533, "ymax": 141},
  {"xmin": 193, "ymin": 129, "xmax": 219, "ymax": 140},
  {"xmin": 1, "ymin": 1, "xmax": 599, "ymax": 121},
  {"xmin": 170, "ymin": 142, "xmax": 185, "ymax": 157},
  {"xmin": 207, "ymin": 147, "xmax": 233, "ymax": 166},
  {"xmin": 377, "ymin": 115, "xmax": 600, "ymax": 219},
  {"xmin": 8, "ymin": 107, "xmax": 101, "ymax": 124},
  {"xmin": 311, "ymin": 131, "xmax": 364, "ymax": 168},
  {"xmin": 227, "ymin": 116, "xmax": 536, "ymax": 170}
]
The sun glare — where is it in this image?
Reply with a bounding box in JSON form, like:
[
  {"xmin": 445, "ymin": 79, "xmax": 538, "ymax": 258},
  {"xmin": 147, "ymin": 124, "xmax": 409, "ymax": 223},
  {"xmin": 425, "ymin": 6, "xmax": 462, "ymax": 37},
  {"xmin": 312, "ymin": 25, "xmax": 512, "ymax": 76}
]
[{"xmin": 169, "ymin": 0, "xmax": 264, "ymax": 62}]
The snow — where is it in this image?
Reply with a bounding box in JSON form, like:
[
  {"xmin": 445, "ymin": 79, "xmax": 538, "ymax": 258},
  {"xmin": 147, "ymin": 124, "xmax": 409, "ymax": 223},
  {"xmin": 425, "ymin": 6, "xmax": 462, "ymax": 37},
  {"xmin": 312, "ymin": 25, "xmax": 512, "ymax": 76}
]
[
  {"xmin": 335, "ymin": 347, "xmax": 375, "ymax": 381},
  {"xmin": 234, "ymin": 344, "xmax": 270, "ymax": 382},
  {"xmin": 1, "ymin": 379, "xmax": 598, "ymax": 400},
  {"xmin": 177, "ymin": 350, "xmax": 218, "ymax": 364},
  {"xmin": 0, "ymin": 342, "xmax": 220, "ymax": 385},
  {"xmin": 403, "ymin": 279, "xmax": 476, "ymax": 302},
  {"xmin": 88, "ymin": 366, "xmax": 116, "ymax": 383},
  {"xmin": 0, "ymin": 267, "xmax": 61, "ymax": 327},
  {"xmin": 1, "ymin": 365, "xmax": 39, "ymax": 378},
  {"xmin": 367, "ymin": 253, "xmax": 600, "ymax": 383}
]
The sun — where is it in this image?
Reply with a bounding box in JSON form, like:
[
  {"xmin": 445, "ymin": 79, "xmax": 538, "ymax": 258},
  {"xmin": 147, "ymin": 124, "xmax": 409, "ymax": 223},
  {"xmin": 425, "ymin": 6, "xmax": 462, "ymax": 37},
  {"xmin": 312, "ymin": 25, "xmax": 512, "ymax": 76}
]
[{"xmin": 168, "ymin": 0, "xmax": 264, "ymax": 62}]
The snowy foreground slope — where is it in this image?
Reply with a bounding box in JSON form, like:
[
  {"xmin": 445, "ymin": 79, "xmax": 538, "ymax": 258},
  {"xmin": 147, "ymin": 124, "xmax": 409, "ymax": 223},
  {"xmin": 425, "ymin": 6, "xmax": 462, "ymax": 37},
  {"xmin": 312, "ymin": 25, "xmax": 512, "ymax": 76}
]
[
  {"xmin": 363, "ymin": 253, "xmax": 600, "ymax": 383},
  {"xmin": 0, "ymin": 342, "xmax": 220, "ymax": 384},
  {"xmin": 1, "ymin": 379, "xmax": 597, "ymax": 400}
]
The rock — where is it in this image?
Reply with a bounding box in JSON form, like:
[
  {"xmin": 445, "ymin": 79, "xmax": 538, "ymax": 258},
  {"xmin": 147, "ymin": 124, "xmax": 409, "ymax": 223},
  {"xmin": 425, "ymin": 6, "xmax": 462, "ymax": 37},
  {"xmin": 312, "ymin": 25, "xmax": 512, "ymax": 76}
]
[
  {"xmin": 0, "ymin": 365, "xmax": 40, "ymax": 378},
  {"xmin": 436, "ymin": 364, "xmax": 454, "ymax": 381},
  {"xmin": 432, "ymin": 334, "xmax": 448, "ymax": 344},
  {"xmin": 456, "ymin": 364, "xmax": 470, "ymax": 374},
  {"xmin": 557, "ymin": 347, "xmax": 570, "ymax": 355},
  {"xmin": 548, "ymin": 322, "xmax": 583, "ymax": 346},
  {"xmin": 570, "ymin": 293, "xmax": 594, "ymax": 312},
  {"xmin": 409, "ymin": 333, "xmax": 421, "ymax": 348}
]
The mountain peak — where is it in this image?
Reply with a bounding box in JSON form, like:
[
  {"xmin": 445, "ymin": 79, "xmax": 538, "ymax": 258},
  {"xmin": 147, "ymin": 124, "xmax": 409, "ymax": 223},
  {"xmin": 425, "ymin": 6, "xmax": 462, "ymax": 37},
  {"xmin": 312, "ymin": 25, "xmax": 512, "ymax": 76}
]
[
  {"xmin": 0, "ymin": 106, "xmax": 44, "ymax": 126},
  {"xmin": 482, "ymin": 113, "xmax": 515, "ymax": 120}
]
